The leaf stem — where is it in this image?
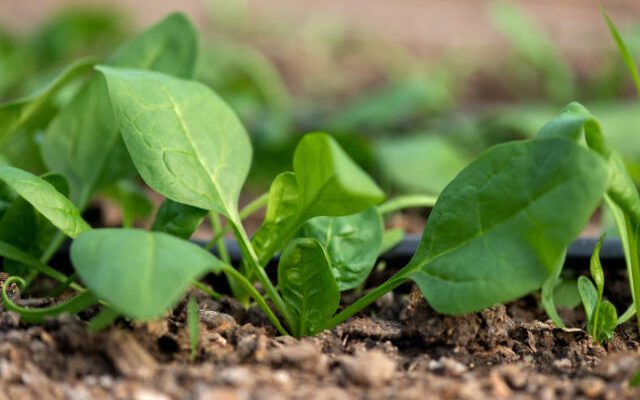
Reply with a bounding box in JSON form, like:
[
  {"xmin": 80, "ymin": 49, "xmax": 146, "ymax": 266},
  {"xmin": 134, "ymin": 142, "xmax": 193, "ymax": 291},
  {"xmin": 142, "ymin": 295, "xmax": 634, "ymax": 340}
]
[
  {"xmin": 377, "ymin": 194, "xmax": 438, "ymax": 215},
  {"xmin": 322, "ymin": 275, "xmax": 406, "ymax": 330},
  {"xmin": 230, "ymin": 220, "xmax": 294, "ymax": 330},
  {"xmin": 205, "ymin": 193, "xmax": 268, "ymax": 250},
  {"xmin": 87, "ymin": 307, "xmax": 121, "ymax": 332},
  {"xmin": 220, "ymin": 264, "xmax": 288, "ymax": 336},
  {"xmin": 191, "ymin": 280, "xmax": 222, "ymax": 300},
  {"xmin": 2, "ymin": 277, "xmax": 97, "ymax": 324}
]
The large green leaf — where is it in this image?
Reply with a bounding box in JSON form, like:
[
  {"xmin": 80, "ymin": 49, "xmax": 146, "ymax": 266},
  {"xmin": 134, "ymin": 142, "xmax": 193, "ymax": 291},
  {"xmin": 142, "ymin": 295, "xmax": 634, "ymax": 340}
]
[
  {"xmin": 298, "ymin": 207, "xmax": 383, "ymax": 291},
  {"xmin": 71, "ymin": 229, "xmax": 221, "ymax": 320},
  {"xmin": 152, "ymin": 199, "xmax": 208, "ymax": 239},
  {"xmin": 98, "ymin": 67, "xmax": 251, "ymax": 221},
  {"xmin": 42, "ymin": 13, "xmax": 198, "ymax": 208},
  {"xmin": 0, "ymin": 166, "xmax": 89, "ymax": 238},
  {"xmin": 277, "ymin": 238, "xmax": 339, "ymax": 336},
  {"xmin": 293, "ymin": 133, "xmax": 384, "ymax": 218},
  {"xmin": 401, "ymin": 137, "xmax": 608, "ymax": 314},
  {"xmin": 375, "ymin": 134, "xmax": 470, "ymax": 194}
]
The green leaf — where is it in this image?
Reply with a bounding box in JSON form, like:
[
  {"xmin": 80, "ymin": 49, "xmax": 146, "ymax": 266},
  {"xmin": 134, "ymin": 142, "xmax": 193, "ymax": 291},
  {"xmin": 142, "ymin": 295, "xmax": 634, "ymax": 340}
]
[
  {"xmin": 541, "ymin": 250, "xmax": 568, "ymax": 328},
  {"xmin": 98, "ymin": 67, "xmax": 251, "ymax": 221},
  {"xmin": 71, "ymin": 228, "xmax": 221, "ymax": 320},
  {"xmin": 594, "ymin": 300, "xmax": 618, "ymax": 343},
  {"xmin": 298, "ymin": 207, "xmax": 383, "ymax": 291},
  {"xmin": 375, "ymin": 135, "xmax": 470, "ymax": 195},
  {"xmin": 602, "ymin": 9, "xmax": 640, "ymax": 96},
  {"xmin": 578, "ymin": 276, "xmax": 598, "ymax": 322},
  {"xmin": 253, "ymin": 134, "xmax": 385, "ymax": 264},
  {"xmin": 252, "ymin": 172, "xmax": 299, "ymax": 260},
  {"xmin": 553, "ymin": 278, "xmax": 581, "ymax": 309},
  {"xmin": 152, "ymin": 199, "xmax": 208, "ymax": 239},
  {"xmin": 401, "ymin": 137, "xmax": 608, "ymax": 314},
  {"xmin": 102, "ymin": 179, "xmax": 153, "ymax": 228},
  {"xmin": 0, "ymin": 173, "xmax": 70, "ymax": 275},
  {"xmin": 590, "ymin": 235, "xmax": 606, "ymax": 299},
  {"xmin": 42, "ymin": 13, "xmax": 198, "ymax": 208},
  {"xmin": 278, "ymin": 238, "xmax": 339, "ymax": 336},
  {"xmin": 630, "ymin": 369, "xmax": 640, "ymax": 387},
  {"xmin": 0, "ymin": 166, "xmax": 89, "ymax": 238},
  {"xmin": 293, "ymin": 133, "xmax": 384, "ymax": 218},
  {"xmin": 0, "ymin": 57, "xmax": 95, "ymax": 142}
]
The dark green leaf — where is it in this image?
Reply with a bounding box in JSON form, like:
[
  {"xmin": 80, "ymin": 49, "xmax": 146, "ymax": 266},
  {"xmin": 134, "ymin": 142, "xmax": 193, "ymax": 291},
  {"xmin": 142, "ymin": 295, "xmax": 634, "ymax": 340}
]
[
  {"xmin": 103, "ymin": 179, "xmax": 153, "ymax": 228},
  {"xmin": 152, "ymin": 199, "xmax": 208, "ymax": 239},
  {"xmin": 401, "ymin": 138, "xmax": 608, "ymax": 314},
  {"xmin": 594, "ymin": 300, "xmax": 618, "ymax": 343},
  {"xmin": 98, "ymin": 67, "xmax": 251, "ymax": 221},
  {"xmin": 278, "ymin": 238, "xmax": 339, "ymax": 336},
  {"xmin": 71, "ymin": 229, "xmax": 222, "ymax": 320},
  {"xmin": 298, "ymin": 207, "xmax": 383, "ymax": 291},
  {"xmin": 590, "ymin": 235, "xmax": 606, "ymax": 299}
]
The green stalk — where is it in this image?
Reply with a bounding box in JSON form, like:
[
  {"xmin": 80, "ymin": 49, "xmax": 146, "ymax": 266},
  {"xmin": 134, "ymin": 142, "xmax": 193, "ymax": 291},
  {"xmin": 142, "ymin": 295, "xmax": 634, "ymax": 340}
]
[
  {"xmin": 2, "ymin": 277, "xmax": 97, "ymax": 324},
  {"xmin": 322, "ymin": 275, "xmax": 406, "ymax": 330},
  {"xmin": 206, "ymin": 193, "xmax": 268, "ymax": 250},
  {"xmin": 377, "ymin": 194, "xmax": 438, "ymax": 215},
  {"xmin": 220, "ymin": 264, "xmax": 288, "ymax": 336},
  {"xmin": 229, "ymin": 219, "xmax": 294, "ymax": 331},
  {"xmin": 191, "ymin": 280, "xmax": 222, "ymax": 300},
  {"xmin": 625, "ymin": 217, "xmax": 640, "ymax": 331},
  {"xmin": 87, "ymin": 307, "xmax": 121, "ymax": 332}
]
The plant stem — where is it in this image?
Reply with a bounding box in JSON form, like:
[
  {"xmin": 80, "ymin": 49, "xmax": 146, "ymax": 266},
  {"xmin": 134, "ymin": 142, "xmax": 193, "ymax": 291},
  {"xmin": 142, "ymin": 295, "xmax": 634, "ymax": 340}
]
[
  {"xmin": 229, "ymin": 218, "xmax": 294, "ymax": 330},
  {"xmin": 87, "ymin": 307, "xmax": 121, "ymax": 332},
  {"xmin": 205, "ymin": 193, "xmax": 268, "ymax": 250},
  {"xmin": 220, "ymin": 264, "xmax": 288, "ymax": 336},
  {"xmin": 624, "ymin": 216, "xmax": 640, "ymax": 331},
  {"xmin": 209, "ymin": 213, "xmax": 231, "ymax": 263},
  {"xmin": 322, "ymin": 276, "xmax": 406, "ymax": 330},
  {"xmin": 191, "ymin": 280, "xmax": 222, "ymax": 300},
  {"xmin": 377, "ymin": 194, "xmax": 438, "ymax": 215}
]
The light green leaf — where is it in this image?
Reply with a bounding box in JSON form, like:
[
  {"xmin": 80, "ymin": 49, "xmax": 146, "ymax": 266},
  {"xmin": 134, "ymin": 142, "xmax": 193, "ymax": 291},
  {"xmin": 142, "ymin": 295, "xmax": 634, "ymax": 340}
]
[
  {"xmin": 595, "ymin": 300, "xmax": 618, "ymax": 342},
  {"xmin": 71, "ymin": 228, "xmax": 221, "ymax": 320},
  {"xmin": 152, "ymin": 199, "xmax": 208, "ymax": 239},
  {"xmin": 541, "ymin": 250, "xmax": 568, "ymax": 328},
  {"xmin": 0, "ymin": 166, "xmax": 89, "ymax": 238},
  {"xmin": 590, "ymin": 235, "xmax": 606, "ymax": 299},
  {"xmin": 42, "ymin": 13, "xmax": 198, "ymax": 208},
  {"xmin": 298, "ymin": 207, "xmax": 383, "ymax": 291},
  {"xmin": 578, "ymin": 276, "xmax": 598, "ymax": 322},
  {"xmin": 402, "ymin": 137, "xmax": 608, "ymax": 314},
  {"xmin": 98, "ymin": 67, "xmax": 251, "ymax": 221},
  {"xmin": 294, "ymin": 132, "xmax": 384, "ymax": 219},
  {"xmin": 278, "ymin": 238, "xmax": 339, "ymax": 336}
]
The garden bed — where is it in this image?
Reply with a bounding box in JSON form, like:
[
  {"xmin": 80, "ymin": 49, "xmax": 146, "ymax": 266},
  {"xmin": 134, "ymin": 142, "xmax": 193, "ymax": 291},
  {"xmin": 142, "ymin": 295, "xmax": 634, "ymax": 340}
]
[{"xmin": 2, "ymin": 278, "xmax": 640, "ymax": 400}]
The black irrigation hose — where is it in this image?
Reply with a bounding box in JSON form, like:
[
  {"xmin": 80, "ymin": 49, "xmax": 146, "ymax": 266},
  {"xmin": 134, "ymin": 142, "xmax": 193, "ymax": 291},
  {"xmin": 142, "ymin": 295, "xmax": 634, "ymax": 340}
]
[{"xmin": 203, "ymin": 235, "xmax": 626, "ymax": 268}]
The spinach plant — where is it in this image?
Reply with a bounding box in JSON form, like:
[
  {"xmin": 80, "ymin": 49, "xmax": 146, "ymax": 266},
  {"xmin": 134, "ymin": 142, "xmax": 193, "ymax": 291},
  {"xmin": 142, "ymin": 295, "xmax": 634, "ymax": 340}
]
[{"xmin": 0, "ymin": 12, "xmax": 635, "ymax": 340}]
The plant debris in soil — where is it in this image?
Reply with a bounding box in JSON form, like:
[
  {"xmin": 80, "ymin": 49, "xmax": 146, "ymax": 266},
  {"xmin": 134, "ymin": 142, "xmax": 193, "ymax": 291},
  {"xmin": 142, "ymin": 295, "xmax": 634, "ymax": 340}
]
[{"xmin": 0, "ymin": 285, "xmax": 639, "ymax": 400}]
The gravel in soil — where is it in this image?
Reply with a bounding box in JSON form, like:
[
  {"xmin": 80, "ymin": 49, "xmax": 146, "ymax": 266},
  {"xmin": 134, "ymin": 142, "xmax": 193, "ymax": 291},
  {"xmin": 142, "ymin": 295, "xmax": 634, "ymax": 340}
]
[{"xmin": 1, "ymin": 285, "xmax": 639, "ymax": 400}]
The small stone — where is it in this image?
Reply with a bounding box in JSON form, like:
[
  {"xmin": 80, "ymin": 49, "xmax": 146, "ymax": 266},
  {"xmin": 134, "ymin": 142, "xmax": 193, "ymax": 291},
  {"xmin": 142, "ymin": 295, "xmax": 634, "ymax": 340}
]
[
  {"xmin": 552, "ymin": 358, "xmax": 572, "ymax": 371},
  {"xmin": 427, "ymin": 357, "xmax": 467, "ymax": 377},
  {"xmin": 200, "ymin": 310, "xmax": 237, "ymax": 333},
  {"xmin": 268, "ymin": 342, "xmax": 327, "ymax": 374},
  {"xmin": 236, "ymin": 334, "xmax": 268, "ymax": 362},
  {"xmin": 578, "ymin": 378, "xmax": 605, "ymax": 398},
  {"xmin": 341, "ymin": 350, "xmax": 396, "ymax": 387},
  {"xmin": 219, "ymin": 366, "xmax": 254, "ymax": 387}
]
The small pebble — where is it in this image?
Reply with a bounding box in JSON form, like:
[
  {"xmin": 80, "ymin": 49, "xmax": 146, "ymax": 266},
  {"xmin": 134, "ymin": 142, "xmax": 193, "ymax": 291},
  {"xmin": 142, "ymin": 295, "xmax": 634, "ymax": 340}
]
[{"xmin": 341, "ymin": 350, "xmax": 396, "ymax": 387}]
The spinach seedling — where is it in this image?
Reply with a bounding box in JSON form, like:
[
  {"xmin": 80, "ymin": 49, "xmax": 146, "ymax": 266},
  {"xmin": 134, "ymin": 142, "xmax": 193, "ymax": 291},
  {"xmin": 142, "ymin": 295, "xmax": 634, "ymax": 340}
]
[{"xmin": 578, "ymin": 236, "xmax": 618, "ymax": 343}]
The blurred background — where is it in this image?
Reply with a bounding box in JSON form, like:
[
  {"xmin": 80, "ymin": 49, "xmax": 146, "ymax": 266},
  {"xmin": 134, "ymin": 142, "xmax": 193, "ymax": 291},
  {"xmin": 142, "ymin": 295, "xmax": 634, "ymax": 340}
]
[{"xmin": 1, "ymin": 0, "xmax": 640, "ymax": 218}]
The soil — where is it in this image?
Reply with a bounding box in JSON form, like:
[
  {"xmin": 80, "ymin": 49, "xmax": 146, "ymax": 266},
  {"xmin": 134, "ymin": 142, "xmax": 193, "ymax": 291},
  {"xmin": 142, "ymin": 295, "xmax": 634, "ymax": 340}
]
[{"xmin": 1, "ymin": 272, "xmax": 640, "ymax": 400}]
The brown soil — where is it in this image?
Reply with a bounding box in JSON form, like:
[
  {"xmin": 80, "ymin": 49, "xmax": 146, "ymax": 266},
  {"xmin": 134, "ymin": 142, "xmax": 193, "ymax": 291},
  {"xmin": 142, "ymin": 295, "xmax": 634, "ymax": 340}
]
[{"xmin": 2, "ymin": 279, "xmax": 639, "ymax": 400}]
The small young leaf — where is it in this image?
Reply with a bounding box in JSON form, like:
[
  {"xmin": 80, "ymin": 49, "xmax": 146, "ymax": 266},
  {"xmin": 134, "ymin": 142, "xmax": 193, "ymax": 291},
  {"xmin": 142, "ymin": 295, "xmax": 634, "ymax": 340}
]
[
  {"xmin": 590, "ymin": 235, "xmax": 606, "ymax": 298},
  {"xmin": 71, "ymin": 229, "xmax": 222, "ymax": 320},
  {"xmin": 278, "ymin": 238, "xmax": 339, "ymax": 336},
  {"xmin": 293, "ymin": 133, "xmax": 384, "ymax": 219},
  {"xmin": 552, "ymin": 278, "xmax": 581, "ymax": 309},
  {"xmin": 0, "ymin": 166, "xmax": 90, "ymax": 238},
  {"xmin": 594, "ymin": 300, "xmax": 618, "ymax": 343},
  {"xmin": 578, "ymin": 276, "xmax": 598, "ymax": 323},
  {"xmin": 152, "ymin": 199, "xmax": 208, "ymax": 239},
  {"xmin": 401, "ymin": 137, "xmax": 608, "ymax": 314},
  {"xmin": 298, "ymin": 207, "xmax": 383, "ymax": 291},
  {"xmin": 98, "ymin": 67, "xmax": 251, "ymax": 221}
]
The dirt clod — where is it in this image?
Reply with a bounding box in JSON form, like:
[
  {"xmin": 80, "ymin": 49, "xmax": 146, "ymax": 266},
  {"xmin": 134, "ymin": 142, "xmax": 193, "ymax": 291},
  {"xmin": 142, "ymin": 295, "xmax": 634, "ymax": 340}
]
[{"xmin": 340, "ymin": 350, "xmax": 396, "ymax": 387}]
